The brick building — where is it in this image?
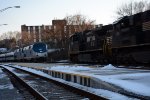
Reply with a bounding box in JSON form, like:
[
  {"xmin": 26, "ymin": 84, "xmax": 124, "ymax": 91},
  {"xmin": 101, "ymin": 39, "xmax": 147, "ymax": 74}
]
[
  {"xmin": 21, "ymin": 19, "xmax": 95, "ymax": 47},
  {"xmin": 21, "ymin": 24, "xmax": 52, "ymax": 44}
]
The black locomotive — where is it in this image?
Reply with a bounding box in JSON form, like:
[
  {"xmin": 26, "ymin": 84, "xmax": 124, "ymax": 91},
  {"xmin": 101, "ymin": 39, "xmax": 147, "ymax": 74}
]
[{"xmin": 69, "ymin": 10, "xmax": 150, "ymax": 65}]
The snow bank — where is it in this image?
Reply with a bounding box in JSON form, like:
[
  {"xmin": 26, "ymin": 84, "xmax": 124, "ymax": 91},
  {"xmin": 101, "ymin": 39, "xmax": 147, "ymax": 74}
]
[
  {"xmin": 95, "ymin": 73, "xmax": 150, "ymax": 96},
  {"xmin": 101, "ymin": 64, "xmax": 117, "ymax": 70},
  {"xmin": 91, "ymin": 88, "xmax": 136, "ymax": 100},
  {"xmin": 50, "ymin": 65, "xmax": 92, "ymax": 71}
]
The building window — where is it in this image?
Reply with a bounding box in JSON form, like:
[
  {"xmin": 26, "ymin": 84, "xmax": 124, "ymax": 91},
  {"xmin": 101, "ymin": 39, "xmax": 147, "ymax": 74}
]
[
  {"xmin": 49, "ymin": 26, "xmax": 51, "ymax": 30},
  {"xmin": 64, "ymin": 26, "xmax": 66, "ymax": 33},
  {"xmin": 54, "ymin": 25, "xmax": 56, "ymax": 30}
]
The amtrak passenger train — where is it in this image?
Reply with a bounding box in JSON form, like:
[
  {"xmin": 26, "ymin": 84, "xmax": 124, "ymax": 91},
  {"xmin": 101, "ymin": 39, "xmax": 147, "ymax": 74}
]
[{"xmin": 0, "ymin": 42, "xmax": 48, "ymax": 62}]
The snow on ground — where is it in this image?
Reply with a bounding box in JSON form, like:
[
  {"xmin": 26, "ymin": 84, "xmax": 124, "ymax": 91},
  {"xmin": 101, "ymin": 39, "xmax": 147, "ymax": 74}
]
[
  {"xmin": 50, "ymin": 65, "xmax": 92, "ymax": 71},
  {"xmin": 94, "ymin": 72, "xmax": 150, "ymax": 96},
  {"xmin": 1, "ymin": 63, "xmax": 150, "ymax": 99},
  {"xmin": 0, "ymin": 69, "xmax": 6, "ymax": 79},
  {"xmin": 0, "ymin": 68, "xmax": 14, "ymax": 90},
  {"xmin": 84, "ymin": 64, "xmax": 150, "ymax": 97},
  {"xmin": 9, "ymin": 63, "xmax": 150, "ymax": 97},
  {"xmin": 0, "ymin": 84, "xmax": 14, "ymax": 89},
  {"xmin": 1, "ymin": 64, "xmax": 138, "ymax": 100},
  {"xmin": 89, "ymin": 88, "xmax": 137, "ymax": 100},
  {"xmin": 56, "ymin": 60, "xmax": 70, "ymax": 63},
  {"xmin": 0, "ymin": 68, "xmax": 2, "ymax": 72},
  {"xmin": 101, "ymin": 64, "xmax": 119, "ymax": 70}
]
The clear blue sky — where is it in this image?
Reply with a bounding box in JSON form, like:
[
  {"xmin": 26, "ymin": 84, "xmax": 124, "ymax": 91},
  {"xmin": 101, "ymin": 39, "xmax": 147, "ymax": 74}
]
[{"xmin": 0, "ymin": 0, "xmax": 138, "ymax": 35}]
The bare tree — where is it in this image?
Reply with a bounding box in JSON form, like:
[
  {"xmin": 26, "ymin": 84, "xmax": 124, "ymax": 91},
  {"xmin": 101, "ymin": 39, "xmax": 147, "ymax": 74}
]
[
  {"xmin": 0, "ymin": 32, "xmax": 12, "ymax": 40},
  {"xmin": 15, "ymin": 32, "xmax": 22, "ymax": 47},
  {"xmin": 0, "ymin": 31, "xmax": 21, "ymax": 40},
  {"xmin": 21, "ymin": 31, "xmax": 32, "ymax": 46},
  {"xmin": 15, "ymin": 31, "xmax": 21, "ymax": 40},
  {"xmin": 0, "ymin": 31, "xmax": 21, "ymax": 49},
  {"xmin": 116, "ymin": 0, "xmax": 150, "ymax": 18},
  {"xmin": 59, "ymin": 13, "xmax": 96, "ymax": 51},
  {"xmin": 41, "ymin": 28, "xmax": 51, "ymax": 42},
  {"xmin": 64, "ymin": 13, "xmax": 95, "ymax": 33}
]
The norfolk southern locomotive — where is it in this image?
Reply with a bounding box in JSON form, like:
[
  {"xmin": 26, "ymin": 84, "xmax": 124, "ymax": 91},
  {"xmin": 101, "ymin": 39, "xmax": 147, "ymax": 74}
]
[{"xmin": 69, "ymin": 10, "xmax": 150, "ymax": 65}]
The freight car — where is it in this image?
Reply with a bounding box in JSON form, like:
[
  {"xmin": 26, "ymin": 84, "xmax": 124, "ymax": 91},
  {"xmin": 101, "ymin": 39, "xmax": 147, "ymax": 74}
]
[{"xmin": 69, "ymin": 10, "xmax": 150, "ymax": 65}]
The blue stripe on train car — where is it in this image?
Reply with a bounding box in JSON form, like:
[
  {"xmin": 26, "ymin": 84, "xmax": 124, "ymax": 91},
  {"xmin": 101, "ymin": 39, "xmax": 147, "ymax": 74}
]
[{"xmin": 32, "ymin": 43, "xmax": 47, "ymax": 53}]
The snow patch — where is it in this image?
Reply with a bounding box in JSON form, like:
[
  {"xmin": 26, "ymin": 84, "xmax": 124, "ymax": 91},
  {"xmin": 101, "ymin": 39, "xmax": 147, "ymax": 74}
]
[
  {"xmin": 91, "ymin": 88, "xmax": 137, "ymax": 100},
  {"xmin": 101, "ymin": 64, "xmax": 117, "ymax": 70},
  {"xmin": 94, "ymin": 73, "xmax": 150, "ymax": 96},
  {"xmin": 0, "ymin": 73, "xmax": 6, "ymax": 79},
  {"xmin": 56, "ymin": 60, "xmax": 69, "ymax": 63},
  {"xmin": 0, "ymin": 69, "xmax": 3, "ymax": 73},
  {"xmin": 0, "ymin": 84, "xmax": 14, "ymax": 90},
  {"xmin": 0, "ymin": 69, "xmax": 7, "ymax": 79},
  {"xmin": 50, "ymin": 65, "xmax": 92, "ymax": 71}
]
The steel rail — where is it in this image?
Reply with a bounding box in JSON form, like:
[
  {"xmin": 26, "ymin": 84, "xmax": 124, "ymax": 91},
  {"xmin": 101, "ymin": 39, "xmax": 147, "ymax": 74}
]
[
  {"xmin": 1, "ymin": 66, "xmax": 48, "ymax": 100},
  {"xmin": 7, "ymin": 65, "xmax": 108, "ymax": 100}
]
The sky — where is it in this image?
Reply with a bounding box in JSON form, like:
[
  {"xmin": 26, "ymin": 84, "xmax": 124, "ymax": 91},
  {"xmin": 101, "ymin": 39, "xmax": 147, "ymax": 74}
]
[{"xmin": 0, "ymin": 0, "xmax": 139, "ymax": 35}]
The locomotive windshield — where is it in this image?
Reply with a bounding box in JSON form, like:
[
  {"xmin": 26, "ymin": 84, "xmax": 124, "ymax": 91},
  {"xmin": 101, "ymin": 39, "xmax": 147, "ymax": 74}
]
[{"xmin": 33, "ymin": 43, "xmax": 47, "ymax": 53}]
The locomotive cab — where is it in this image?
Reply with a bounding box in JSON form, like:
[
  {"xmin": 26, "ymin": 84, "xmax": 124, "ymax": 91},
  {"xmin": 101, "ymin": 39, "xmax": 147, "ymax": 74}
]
[
  {"xmin": 112, "ymin": 10, "xmax": 150, "ymax": 48},
  {"xmin": 112, "ymin": 16, "xmax": 136, "ymax": 47},
  {"xmin": 69, "ymin": 32, "xmax": 82, "ymax": 52},
  {"xmin": 69, "ymin": 32, "xmax": 84, "ymax": 62},
  {"xmin": 111, "ymin": 11, "xmax": 150, "ymax": 64}
]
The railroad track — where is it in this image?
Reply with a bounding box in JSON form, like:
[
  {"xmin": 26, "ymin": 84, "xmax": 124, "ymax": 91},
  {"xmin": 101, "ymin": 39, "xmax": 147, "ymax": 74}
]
[
  {"xmin": 3, "ymin": 69, "xmax": 36, "ymax": 100},
  {"xmin": 1, "ymin": 64, "xmax": 108, "ymax": 100}
]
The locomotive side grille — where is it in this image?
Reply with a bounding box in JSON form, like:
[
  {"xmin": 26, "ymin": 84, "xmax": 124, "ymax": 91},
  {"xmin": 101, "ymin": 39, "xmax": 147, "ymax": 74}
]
[{"xmin": 142, "ymin": 21, "xmax": 150, "ymax": 31}]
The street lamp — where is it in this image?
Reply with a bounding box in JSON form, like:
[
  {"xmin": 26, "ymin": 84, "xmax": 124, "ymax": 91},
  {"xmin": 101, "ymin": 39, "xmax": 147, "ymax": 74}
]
[
  {"xmin": 0, "ymin": 6, "xmax": 20, "ymax": 13},
  {"xmin": 0, "ymin": 24, "xmax": 8, "ymax": 26},
  {"xmin": 13, "ymin": 6, "xmax": 20, "ymax": 8}
]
